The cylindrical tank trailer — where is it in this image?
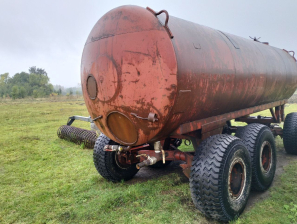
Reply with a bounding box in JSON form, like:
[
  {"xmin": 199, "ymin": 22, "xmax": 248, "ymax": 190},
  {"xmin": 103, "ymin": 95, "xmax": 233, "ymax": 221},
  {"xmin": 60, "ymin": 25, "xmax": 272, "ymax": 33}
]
[{"xmin": 81, "ymin": 5, "xmax": 297, "ymax": 222}]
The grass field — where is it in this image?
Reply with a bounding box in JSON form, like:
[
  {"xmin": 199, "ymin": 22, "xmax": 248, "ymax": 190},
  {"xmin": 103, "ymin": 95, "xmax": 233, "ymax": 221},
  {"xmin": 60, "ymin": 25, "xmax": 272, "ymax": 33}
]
[{"xmin": 1, "ymin": 97, "xmax": 297, "ymax": 223}]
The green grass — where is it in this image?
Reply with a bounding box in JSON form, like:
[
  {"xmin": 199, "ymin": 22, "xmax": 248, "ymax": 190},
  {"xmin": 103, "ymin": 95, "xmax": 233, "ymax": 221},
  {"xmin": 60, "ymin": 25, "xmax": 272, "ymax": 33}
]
[
  {"xmin": 1, "ymin": 98, "xmax": 297, "ymax": 223},
  {"xmin": 232, "ymin": 162, "xmax": 297, "ymax": 224}
]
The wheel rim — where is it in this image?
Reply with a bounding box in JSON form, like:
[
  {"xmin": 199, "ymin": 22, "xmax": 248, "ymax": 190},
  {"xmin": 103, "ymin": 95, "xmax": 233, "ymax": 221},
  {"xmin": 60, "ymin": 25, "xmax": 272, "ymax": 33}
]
[
  {"xmin": 228, "ymin": 158, "xmax": 246, "ymax": 199},
  {"xmin": 115, "ymin": 153, "xmax": 130, "ymax": 169},
  {"xmin": 260, "ymin": 141, "xmax": 272, "ymax": 173}
]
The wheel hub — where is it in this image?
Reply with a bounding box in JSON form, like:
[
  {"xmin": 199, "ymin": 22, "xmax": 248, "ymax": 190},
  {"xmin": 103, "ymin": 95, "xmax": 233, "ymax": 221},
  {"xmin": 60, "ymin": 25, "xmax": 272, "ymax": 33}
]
[
  {"xmin": 228, "ymin": 158, "xmax": 246, "ymax": 199},
  {"xmin": 115, "ymin": 153, "xmax": 131, "ymax": 169},
  {"xmin": 260, "ymin": 141, "xmax": 272, "ymax": 173}
]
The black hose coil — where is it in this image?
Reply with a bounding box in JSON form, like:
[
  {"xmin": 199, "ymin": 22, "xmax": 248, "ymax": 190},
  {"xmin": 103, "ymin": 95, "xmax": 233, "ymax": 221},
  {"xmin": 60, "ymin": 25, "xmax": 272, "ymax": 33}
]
[{"xmin": 57, "ymin": 125, "xmax": 98, "ymax": 149}]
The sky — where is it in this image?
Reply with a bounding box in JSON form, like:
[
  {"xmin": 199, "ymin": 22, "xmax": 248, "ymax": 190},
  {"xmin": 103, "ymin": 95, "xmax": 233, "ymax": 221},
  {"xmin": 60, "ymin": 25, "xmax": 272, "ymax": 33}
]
[{"xmin": 1, "ymin": 0, "xmax": 297, "ymax": 88}]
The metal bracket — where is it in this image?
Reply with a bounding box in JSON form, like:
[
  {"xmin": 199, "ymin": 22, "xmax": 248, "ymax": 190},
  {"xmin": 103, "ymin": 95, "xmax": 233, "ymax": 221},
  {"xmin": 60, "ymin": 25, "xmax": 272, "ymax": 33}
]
[
  {"xmin": 236, "ymin": 105, "xmax": 285, "ymax": 124},
  {"xmin": 146, "ymin": 7, "xmax": 174, "ymax": 39},
  {"xmin": 283, "ymin": 49, "xmax": 296, "ymax": 62},
  {"xmin": 67, "ymin": 116, "xmax": 93, "ymax": 126},
  {"xmin": 249, "ymin": 36, "xmax": 269, "ymax": 45},
  {"xmin": 131, "ymin": 112, "xmax": 158, "ymax": 122},
  {"xmin": 184, "ymin": 139, "xmax": 191, "ymax": 146},
  {"xmin": 92, "ymin": 115, "xmax": 103, "ymax": 121}
]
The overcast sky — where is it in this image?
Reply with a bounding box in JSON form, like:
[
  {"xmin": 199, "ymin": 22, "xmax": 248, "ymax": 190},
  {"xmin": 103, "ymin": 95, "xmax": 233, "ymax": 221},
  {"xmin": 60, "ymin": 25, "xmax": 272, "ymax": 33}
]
[{"xmin": 1, "ymin": 0, "xmax": 296, "ymax": 87}]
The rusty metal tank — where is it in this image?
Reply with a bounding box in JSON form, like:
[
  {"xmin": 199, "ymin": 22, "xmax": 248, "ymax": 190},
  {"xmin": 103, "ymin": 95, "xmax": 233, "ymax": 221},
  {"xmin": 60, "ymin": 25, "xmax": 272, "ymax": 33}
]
[{"xmin": 81, "ymin": 5, "xmax": 297, "ymax": 146}]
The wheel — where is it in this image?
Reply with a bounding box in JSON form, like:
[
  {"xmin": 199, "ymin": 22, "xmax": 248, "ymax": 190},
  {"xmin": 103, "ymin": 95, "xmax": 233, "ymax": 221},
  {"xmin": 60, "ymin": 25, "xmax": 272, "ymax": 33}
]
[
  {"xmin": 93, "ymin": 133, "xmax": 138, "ymax": 182},
  {"xmin": 283, "ymin": 112, "xmax": 297, "ymax": 155},
  {"xmin": 190, "ymin": 134, "xmax": 251, "ymax": 222},
  {"xmin": 235, "ymin": 123, "xmax": 276, "ymax": 191}
]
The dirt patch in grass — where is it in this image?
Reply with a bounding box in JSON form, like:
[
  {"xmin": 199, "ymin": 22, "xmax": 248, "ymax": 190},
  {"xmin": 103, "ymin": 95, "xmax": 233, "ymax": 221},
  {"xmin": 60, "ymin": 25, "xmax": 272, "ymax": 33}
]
[
  {"xmin": 245, "ymin": 146, "xmax": 297, "ymax": 212},
  {"xmin": 126, "ymin": 161, "xmax": 187, "ymax": 184}
]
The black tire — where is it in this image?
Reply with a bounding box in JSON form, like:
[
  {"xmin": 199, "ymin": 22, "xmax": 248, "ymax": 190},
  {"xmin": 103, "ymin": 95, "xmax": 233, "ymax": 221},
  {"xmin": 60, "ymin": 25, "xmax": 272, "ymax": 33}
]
[
  {"xmin": 190, "ymin": 134, "xmax": 251, "ymax": 222},
  {"xmin": 93, "ymin": 133, "xmax": 138, "ymax": 182},
  {"xmin": 235, "ymin": 123, "xmax": 276, "ymax": 191},
  {"xmin": 283, "ymin": 112, "xmax": 297, "ymax": 155}
]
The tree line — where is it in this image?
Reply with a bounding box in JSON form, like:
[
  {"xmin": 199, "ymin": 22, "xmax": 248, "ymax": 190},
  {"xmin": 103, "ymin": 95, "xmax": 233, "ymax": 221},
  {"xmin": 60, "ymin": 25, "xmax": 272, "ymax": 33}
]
[
  {"xmin": 0, "ymin": 66, "xmax": 56, "ymax": 99},
  {"xmin": 53, "ymin": 85, "xmax": 82, "ymax": 96}
]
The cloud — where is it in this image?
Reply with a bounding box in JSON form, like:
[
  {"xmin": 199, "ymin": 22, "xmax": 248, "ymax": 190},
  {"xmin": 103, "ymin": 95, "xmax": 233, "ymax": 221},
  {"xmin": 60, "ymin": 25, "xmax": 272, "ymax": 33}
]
[{"xmin": 1, "ymin": 0, "xmax": 296, "ymax": 87}]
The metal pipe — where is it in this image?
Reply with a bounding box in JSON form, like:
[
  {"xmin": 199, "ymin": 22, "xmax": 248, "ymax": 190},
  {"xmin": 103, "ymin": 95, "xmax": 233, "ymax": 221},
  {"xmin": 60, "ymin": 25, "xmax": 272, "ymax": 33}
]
[
  {"xmin": 154, "ymin": 141, "xmax": 162, "ymax": 162},
  {"xmin": 136, "ymin": 156, "xmax": 157, "ymax": 169}
]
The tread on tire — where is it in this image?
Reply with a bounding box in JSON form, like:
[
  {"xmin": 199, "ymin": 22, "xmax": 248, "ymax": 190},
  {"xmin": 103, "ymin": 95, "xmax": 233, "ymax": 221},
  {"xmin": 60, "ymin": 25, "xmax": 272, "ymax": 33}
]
[
  {"xmin": 236, "ymin": 123, "xmax": 276, "ymax": 191},
  {"xmin": 190, "ymin": 134, "xmax": 251, "ymax": 222},
  {"xmin": 283, "ymin": 112, "xmax": 297, "ymax": 155},
  {"xmin": 93, "ymin": 133, "xmax": 138, "ymax": 182}
]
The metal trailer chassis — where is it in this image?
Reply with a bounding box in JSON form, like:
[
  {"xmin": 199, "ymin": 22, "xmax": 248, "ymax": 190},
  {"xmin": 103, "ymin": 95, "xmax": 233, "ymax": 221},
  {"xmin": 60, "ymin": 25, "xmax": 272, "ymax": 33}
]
[
  {"xmin": 105, "ymin": 100, "xmax": 286, "ymax": 178},
  {"xmin": 96, "ymin": 99, "xmax": 297, "ymax": 221}
]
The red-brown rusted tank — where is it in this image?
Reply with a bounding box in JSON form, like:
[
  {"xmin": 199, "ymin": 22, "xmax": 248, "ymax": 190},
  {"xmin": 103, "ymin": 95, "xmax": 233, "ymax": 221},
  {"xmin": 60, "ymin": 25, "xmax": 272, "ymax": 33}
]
[{"xmin": 81, "ymin": 5, "xmax": 297, "ymax": 146}]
